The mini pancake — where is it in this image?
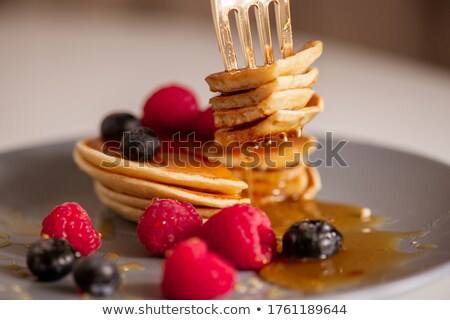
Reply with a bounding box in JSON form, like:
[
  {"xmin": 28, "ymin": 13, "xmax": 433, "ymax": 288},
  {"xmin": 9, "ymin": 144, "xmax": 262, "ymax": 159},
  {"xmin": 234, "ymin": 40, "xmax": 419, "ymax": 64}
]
[
  {"xmin": 206, "ymin": 41, "xmax": 323, "ymax": 93},
  {"xmin": 214, "ymin": 95, "xmax": 323, "ymax": 145},
  {"xmin": 302, "ymin": 166, "xmax": 322, "ymax": 201},
  {"xmin": 95, "ymin": 191, "xmax": 144, "ymax": 223},
  {"xmin": 207, "ymin": 135, "xmax": 316, "ymax": 170},
  {"xmin": 230, "ymin": 165, "xmax": 306, "ymax": 184},
  {"xmin": 249, "ymin": 170, "xmax": 309, "ymax": 197},
  {"xmin": 76, "ymin": 139, "xmax": 247, "ymax": 195},
  {"xmin": 210, "ymin": 68, "xmax": 319, "ymax": 110},
  {"xmin": 213, "ymin": 88, "xmax": 315, "ymax": 128},
  {"xmin": 74, "ymin": 150, "xmax": 250, "ymax": 208},
  {"xmin": 94, "ymin": 182, "xmax": 219, "ymax": 222},
  {"xmin": 252, "ymin": 167, "xmax": 321, "ymax": 204}
]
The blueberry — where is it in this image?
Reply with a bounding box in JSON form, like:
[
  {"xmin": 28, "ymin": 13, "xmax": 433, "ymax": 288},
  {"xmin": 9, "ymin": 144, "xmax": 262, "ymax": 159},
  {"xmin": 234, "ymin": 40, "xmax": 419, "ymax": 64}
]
[
  {"xmin": 26, "ymin": 238, "xmax": 78, "ymax": 282},
  {"xmin": 121, "ymin": 126, "xmax": 161, "ymax": 162},
  {"xmin": 73, "ymin": 256, "xmax": 121, "ymax": 297},
  {"xmin": 282, "ymin": 220, "xmax": 343, "ymax": 259},
  {"xmin": 101, "ymin": 113, "xmax": 141, "ymax": 141}
]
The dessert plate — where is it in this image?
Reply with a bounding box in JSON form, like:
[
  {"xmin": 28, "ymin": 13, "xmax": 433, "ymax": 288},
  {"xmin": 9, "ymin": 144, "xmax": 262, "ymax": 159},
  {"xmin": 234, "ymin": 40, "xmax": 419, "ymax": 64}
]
[{"xmin": 1, "ymin": 136, "xmax": 450, "ymax": 299}]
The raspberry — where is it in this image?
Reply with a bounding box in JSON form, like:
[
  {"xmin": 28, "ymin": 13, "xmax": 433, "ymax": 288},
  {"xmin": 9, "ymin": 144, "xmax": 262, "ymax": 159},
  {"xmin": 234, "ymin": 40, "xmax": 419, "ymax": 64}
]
[
  {"xmin": 137, "ymin": 199, "xmax": 203, "ymax": 255},
  {"xmin": 142, "ymin": 84, "xmax": 200, "ymax": 134},
  {"xmin": 162, "ymin": 238, "xmax": 236, "ymax": 299},
  {"xmin": 41, "ymin": 202, "xmax": 102, "ymax": 256},
  {"xmin": 194, "ymin": 107, "xmax": 216, "ymax": 140},
  {"xmin": 202, "ymin": 204, "xmax": 276, "ymax": 270}
]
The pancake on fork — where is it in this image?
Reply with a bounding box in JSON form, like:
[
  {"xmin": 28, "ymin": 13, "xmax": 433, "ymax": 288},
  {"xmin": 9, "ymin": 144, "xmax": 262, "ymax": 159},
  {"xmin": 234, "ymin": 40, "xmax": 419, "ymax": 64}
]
[
  {"xmin": 206, "ymin": 40, "xmax": 325, "ymax": 205},
  {"xmin": 210, "ymin": 68, "xmax": 319, "ymax": 110},
  {"xmin": 213, "ymin": 88, "xmax": 315, "ymax": 128},
  {"xmin": 214, "ymin": 94, "xmax": 323, "ymax": 145},
  {"xmin": 206, "ymin": 41, "xmax": 323, "ymax": 93}
]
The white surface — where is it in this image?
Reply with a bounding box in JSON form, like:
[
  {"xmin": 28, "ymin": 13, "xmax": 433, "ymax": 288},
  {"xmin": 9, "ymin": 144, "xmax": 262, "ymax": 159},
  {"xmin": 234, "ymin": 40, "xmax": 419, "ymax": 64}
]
[
  {"xmin": 1, "ymin": 7, "xmax": 450, "ymax": 299},
  {"xmin": 1, "ymin": 300, "xmax": 449, "ymax": 319}
]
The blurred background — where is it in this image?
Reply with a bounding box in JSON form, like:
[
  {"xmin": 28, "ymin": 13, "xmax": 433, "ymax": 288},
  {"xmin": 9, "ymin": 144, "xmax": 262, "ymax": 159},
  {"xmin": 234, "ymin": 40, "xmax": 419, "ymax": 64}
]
[
  {"xmin": 0, "ymin": 0, "xmax": 449, "ymax": 159},
  {"xmin": 147, "ymin": 0, "xmax": 449, "ymax": 68},
  {"xmin": 2, "ymin": 0, "xmax": 448, "ymax": 67}
]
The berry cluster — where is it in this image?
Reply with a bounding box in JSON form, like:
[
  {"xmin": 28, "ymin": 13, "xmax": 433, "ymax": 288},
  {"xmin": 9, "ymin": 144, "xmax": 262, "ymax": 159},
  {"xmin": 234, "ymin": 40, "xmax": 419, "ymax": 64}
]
[
  {"xmin": 135, "ymin": 198, "xmax": 344, "ymax": 299},
  {"xmin": 27, "ymin": 202, "xmax": 120, "ymax": 297},
  {"xmin": 136, "ymin": 200, "xmax": 277, "ymax": 299},
  {"xmin": 25, "ymin": 85, "xmax": 345, "ymax": 300},
  {"xmin": 100, "ymin": 85, "xmax": 216, "ymax": 164}
]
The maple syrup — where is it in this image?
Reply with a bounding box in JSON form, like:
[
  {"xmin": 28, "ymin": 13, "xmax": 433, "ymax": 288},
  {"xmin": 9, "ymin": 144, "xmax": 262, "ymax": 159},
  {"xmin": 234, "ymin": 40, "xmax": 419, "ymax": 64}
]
[
  {"xmin": 257, "ymin": 198, "xmax": 425, "ymax": 293},
  {"xmin": 118, "ymin": 262, "xmax": 145, "ymax": 272},
  {"xmin": 0, "ymin": 233, "xmax": 12, "ymax": 248}
]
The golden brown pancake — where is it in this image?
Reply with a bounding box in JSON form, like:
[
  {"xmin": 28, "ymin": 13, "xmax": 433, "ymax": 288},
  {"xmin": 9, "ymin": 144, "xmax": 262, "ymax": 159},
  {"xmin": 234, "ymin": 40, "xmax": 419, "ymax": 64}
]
[
  {"xmin": 94, "ymin": 182, "xmax": 219, "ymax": 222},
  {"xmin": 213, "ymin": 88, "xmax": 314, "ymax": 128},
  {"xmin": 74, "ymin": 150, "xmax": 250, "ymax": 208},
  {"xmin": 210, "ymin": 68, "xmax": 319, "ymax": 110},
  {"xmin": 76, "ymin": 139, "xmax": 247, "ymax": 195},
  {"xmin": 249, "ymin": 171, "xmax": 309, "ymax": 197},
  {"xmin": 250, "ymin": 166, "xmax": 322, "ymax": 204},
  {"xmin": 95, "ymin": 191, "xmax": 144, "ymax": 223},
  {"xmin": 206, "ymin": 41, "xmax": 323, "ymax": 93},
  {"xmin": 230, "ymin": 165, "xmax": 305, "ymax": 184},
  {"xmin": 207, "ymin": 135, "xmax": 316, "ymax": 170},
  {"xmin": 214, "ymin": 94, "xmax": 323, "ymax": 145}
]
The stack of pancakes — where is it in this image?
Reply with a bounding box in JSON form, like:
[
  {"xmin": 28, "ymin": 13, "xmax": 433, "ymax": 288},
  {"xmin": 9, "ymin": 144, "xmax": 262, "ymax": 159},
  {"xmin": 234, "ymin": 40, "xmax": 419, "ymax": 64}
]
[
  {"xmin": 207, "ymin": 135, "xmax": 321, "ymax": 204},
  {"xmin": 206, "ymin": 40, "xmax": 324, "ymax": 146},
  {"xmin": 73, "ymin": 138, "xmax": 249, "ymax": 222},
  {"xmin": 206, "ymin": 41, "xmax": 324, "ymax": 202}
]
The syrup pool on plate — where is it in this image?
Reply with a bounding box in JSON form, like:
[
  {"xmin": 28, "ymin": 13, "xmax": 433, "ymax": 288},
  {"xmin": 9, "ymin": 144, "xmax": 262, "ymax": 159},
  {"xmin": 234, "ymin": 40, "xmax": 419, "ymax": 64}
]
[{"xmin": 257, "ymin": 198, "xmax": 426, "ymax": 293}]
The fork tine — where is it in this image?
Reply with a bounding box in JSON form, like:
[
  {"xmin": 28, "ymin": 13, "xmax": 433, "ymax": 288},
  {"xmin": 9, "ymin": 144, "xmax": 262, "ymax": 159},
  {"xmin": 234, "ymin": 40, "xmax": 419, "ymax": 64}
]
[
  {"xmin": 274, "ymin": 0, "xmax": 294, "ymax": 58},
  {"xmin": 211, "ymin": 0, "xmax": 293, "ymax": 71},
  {"xmin": 254, "ymin": 1, "xmax": 274, "ymax": 65},
  {"xmin": 235, "ymin": 6, "xmax": 256, "ymax": 69},
  {"xmin": 211, "ymin": 0, "xmax": 239, "ymax": 71}
]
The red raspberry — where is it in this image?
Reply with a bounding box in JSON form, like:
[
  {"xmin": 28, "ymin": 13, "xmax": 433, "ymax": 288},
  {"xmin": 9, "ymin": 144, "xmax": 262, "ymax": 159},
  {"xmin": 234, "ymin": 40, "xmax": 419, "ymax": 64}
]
[
  {"xmin": 194, "ymin": 107, "xmax": 216, "ymax": 140},
  {"xmin": 142, "ymin": 84, "xmax": 200, "ymax": 134},
  {"xmin": 202, "ymin": 204, "xmax": 276, "ymax": 270},
  {"xmin": 41, "ymin": 202, "xmax": 102, "ymax": 256},
  {"xmin": 162, "ymin": 238, "xmax": 236, "ymax": 299},
  {"xmin": 137, "ymin": 199, "xmax": 202, "ymax": 255}
]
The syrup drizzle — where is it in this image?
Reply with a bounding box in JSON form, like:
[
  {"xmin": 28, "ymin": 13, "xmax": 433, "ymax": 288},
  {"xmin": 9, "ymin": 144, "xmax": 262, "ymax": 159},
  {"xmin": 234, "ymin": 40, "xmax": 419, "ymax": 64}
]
[{"xmin": 0, "ymin": 233, "xmax": 12, "ymax": 248}]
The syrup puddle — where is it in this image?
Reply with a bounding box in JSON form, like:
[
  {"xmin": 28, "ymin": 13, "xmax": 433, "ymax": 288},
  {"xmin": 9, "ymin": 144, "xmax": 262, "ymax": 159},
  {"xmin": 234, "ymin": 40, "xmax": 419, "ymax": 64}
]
[
  {"xmin": 118, "ymin": 262, "xmax": 145, "ymax": 272},
  {"xmin": 9, "ymin": 284, "xmax": 31, "ymax": 300},
  {"xmin": 258, "ymin": 199, "xmax": 427, "ymax": 293},
  {"xmin": 7, "ymin": 261, "xmax": 30, "ymax": 279},
  {"xmin": 0, "ymin": 233, "xmax": 12, "ymax": 248},
  {"xmin": 104, "ymin": 252, "xmax": 145, "ymax": 272},
  {"xmin": 0, "ymin": 207, "xmax": 41, "ymax": 237},
  {"xmin": 104, "ymin": 252, "xmax": 120, "ymax": 261},
  {"xmin": 99, "ymin": 217, "xmax": 116, "ymax": 241}
]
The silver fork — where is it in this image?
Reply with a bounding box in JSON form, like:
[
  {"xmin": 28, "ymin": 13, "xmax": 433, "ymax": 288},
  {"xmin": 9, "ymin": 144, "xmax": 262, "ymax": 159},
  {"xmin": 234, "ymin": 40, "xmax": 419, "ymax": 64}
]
[{"xmin": 211, "ymin": 0, "xmax": 294, "ymax": 71}]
